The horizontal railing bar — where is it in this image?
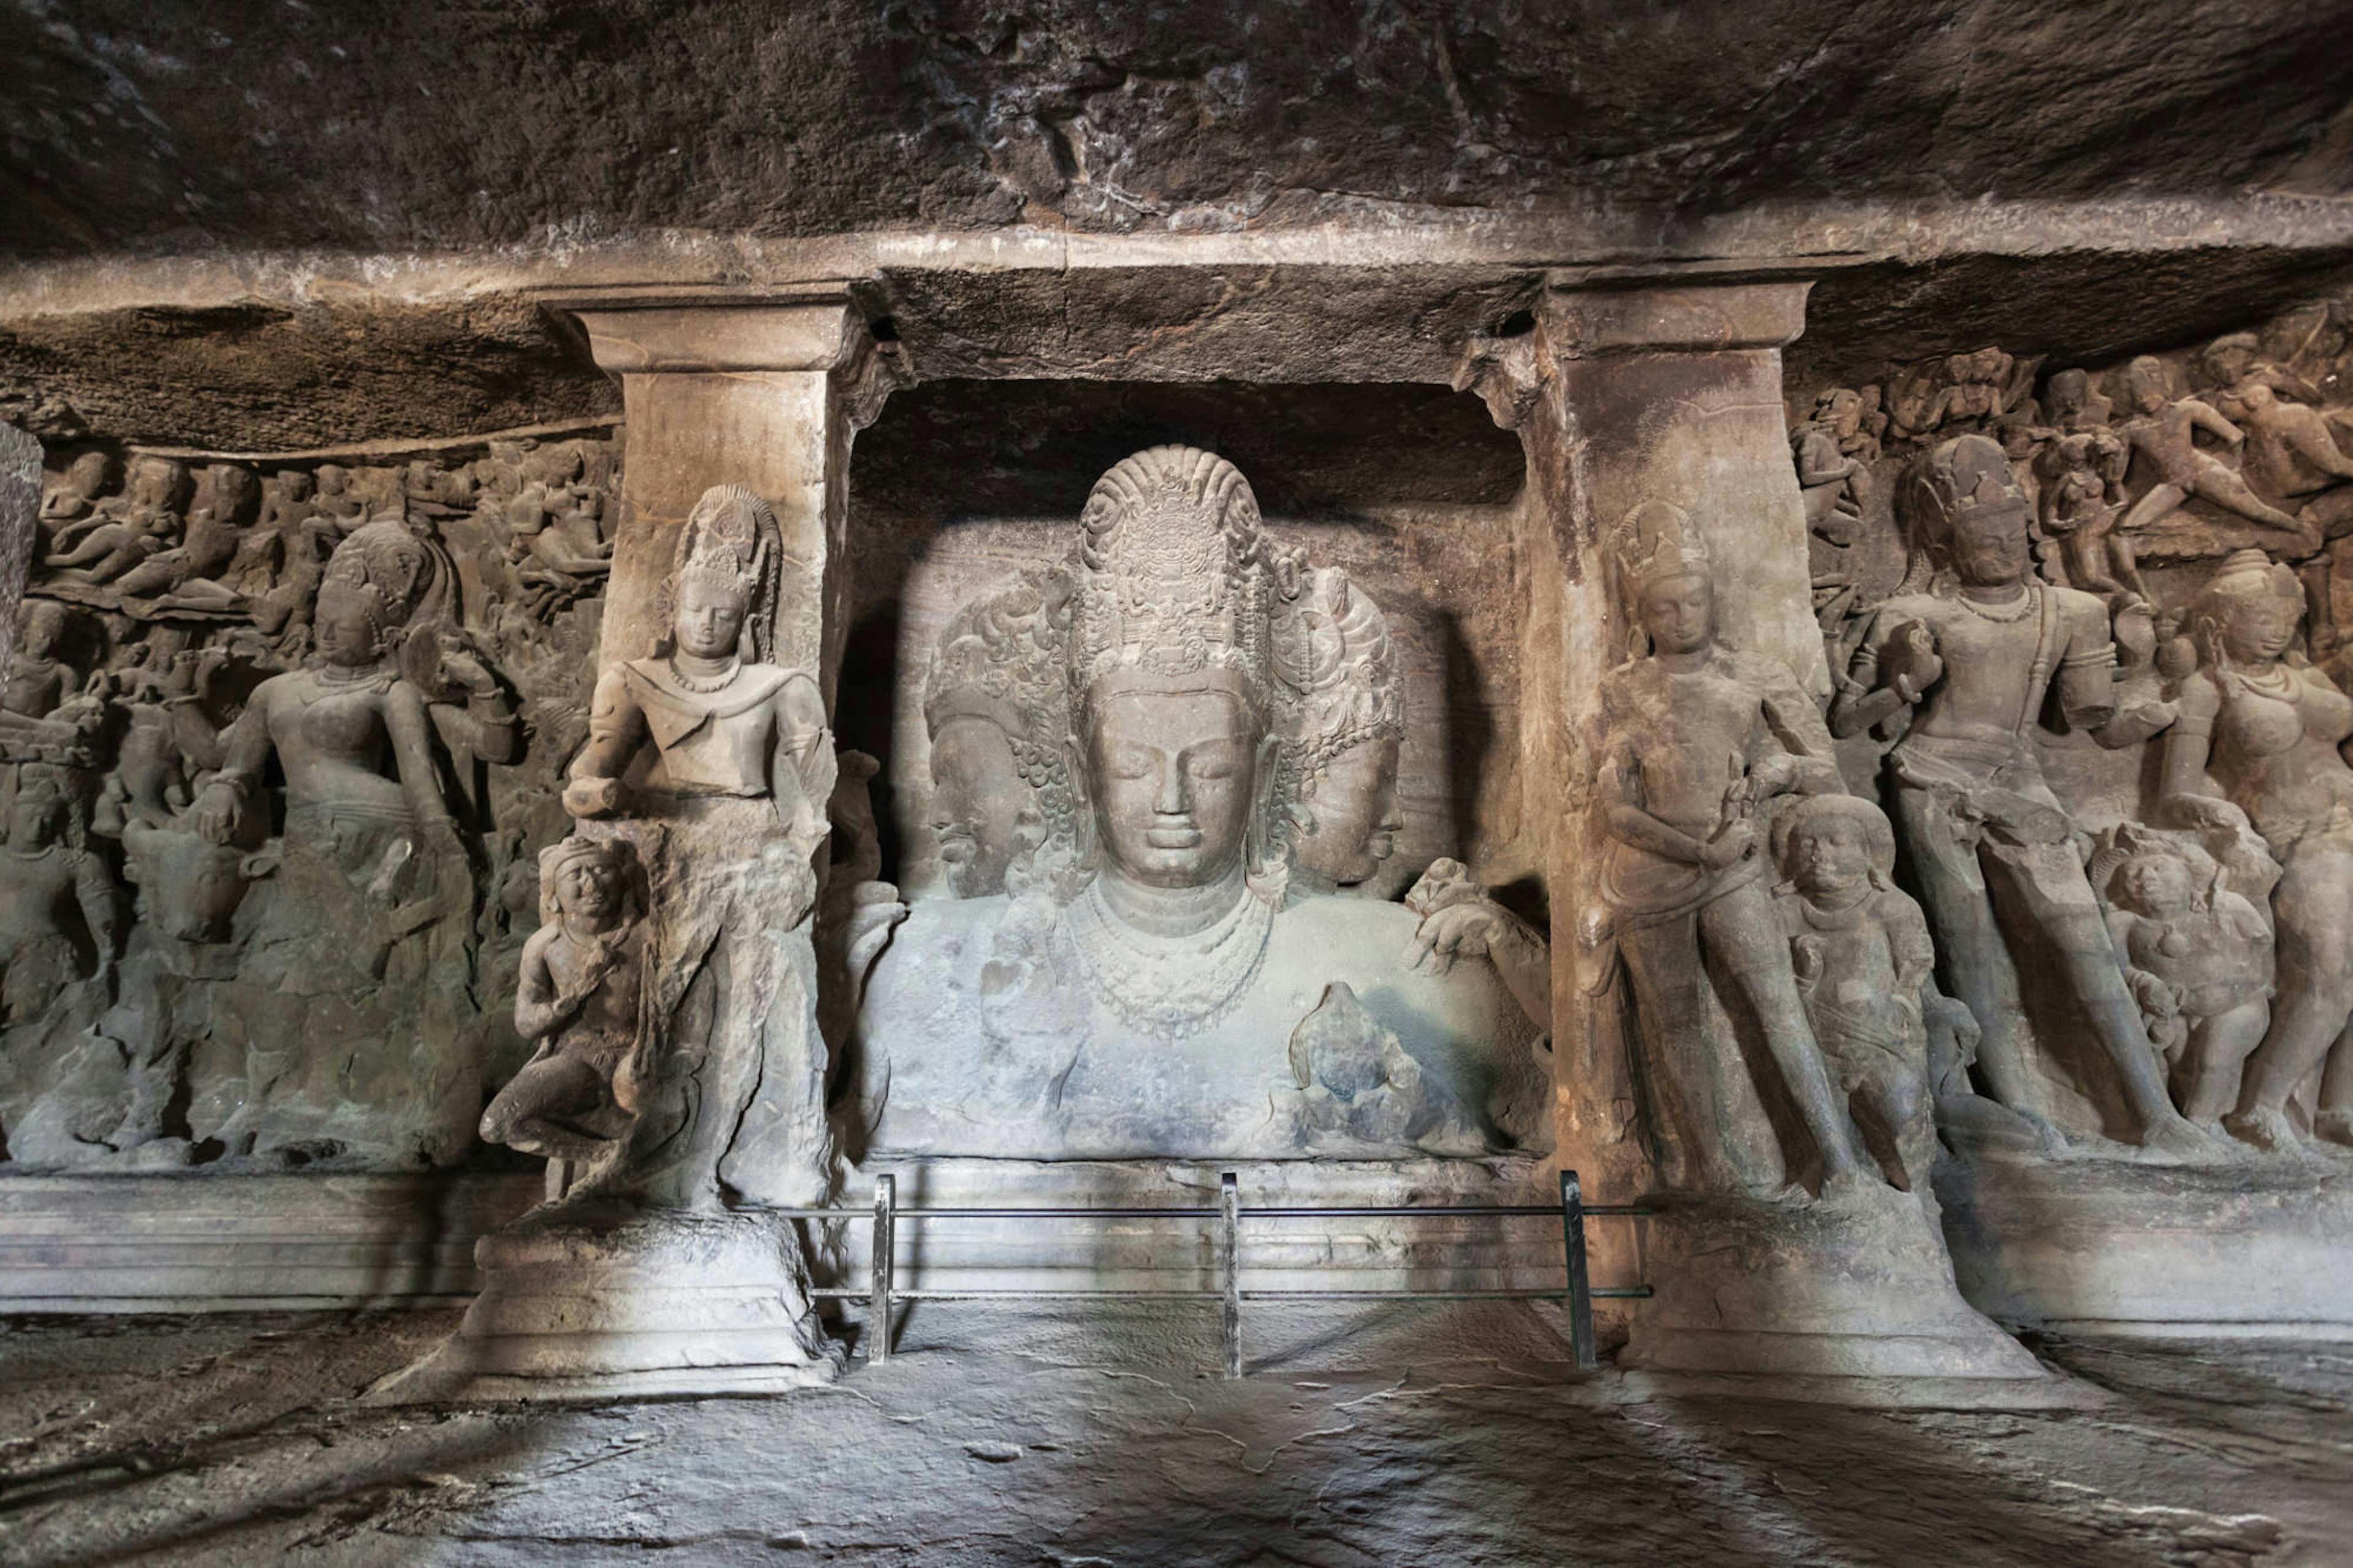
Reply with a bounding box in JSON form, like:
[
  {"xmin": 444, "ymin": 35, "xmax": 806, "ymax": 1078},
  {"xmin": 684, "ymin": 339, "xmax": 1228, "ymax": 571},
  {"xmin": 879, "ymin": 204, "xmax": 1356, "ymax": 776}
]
[
  {"xmin": 817, "ymin": 1284, "xmax": 1652, "ymax": 1301},
  {"xmin": 765, "ymin": 1203, "xmax": 1655, "ymax": 1221}
]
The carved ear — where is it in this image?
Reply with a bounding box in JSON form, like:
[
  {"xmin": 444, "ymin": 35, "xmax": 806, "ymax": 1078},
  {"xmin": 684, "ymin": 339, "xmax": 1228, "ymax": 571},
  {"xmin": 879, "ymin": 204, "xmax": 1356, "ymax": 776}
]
[
  {"xmin": 1062, "ymin": 733, "xmax": 1096, "ymax": 869},
  {"xmin": 1248, "ymin": 732, "xmax": 1284, "ymax": 873},
  {"xmin": 240, "ymin": 843, "xmax": 282, "ymax": 880}
]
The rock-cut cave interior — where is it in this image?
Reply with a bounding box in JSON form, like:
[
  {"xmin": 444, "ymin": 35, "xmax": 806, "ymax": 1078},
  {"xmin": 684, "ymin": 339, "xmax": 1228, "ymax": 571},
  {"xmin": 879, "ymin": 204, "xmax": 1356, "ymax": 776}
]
[{"xmin": 4, "ymin": 4, "xmax": 2353, "ymax": 1563}]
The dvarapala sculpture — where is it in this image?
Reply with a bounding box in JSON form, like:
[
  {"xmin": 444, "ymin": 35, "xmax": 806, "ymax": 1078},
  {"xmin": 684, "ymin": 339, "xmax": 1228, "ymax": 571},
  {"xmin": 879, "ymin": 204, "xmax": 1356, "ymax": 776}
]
[
  {"xmin": 553, "ymin": 482, "xmax": 837, "ymax": 1211},
  {"xmin": 1588, "ymin": 500, "xmax": 1873, "ymax": 1197},
  {"xmin": 392, "ymin": 480, "xmax": 843, "ymax": 1401}
]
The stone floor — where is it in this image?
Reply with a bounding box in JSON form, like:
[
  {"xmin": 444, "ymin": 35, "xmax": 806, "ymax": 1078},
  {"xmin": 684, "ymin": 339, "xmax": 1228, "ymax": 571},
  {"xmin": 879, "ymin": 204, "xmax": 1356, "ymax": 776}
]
[{"xmin": 1, "ymin": 1301, "xmax": 2346, "ymax": 1566}]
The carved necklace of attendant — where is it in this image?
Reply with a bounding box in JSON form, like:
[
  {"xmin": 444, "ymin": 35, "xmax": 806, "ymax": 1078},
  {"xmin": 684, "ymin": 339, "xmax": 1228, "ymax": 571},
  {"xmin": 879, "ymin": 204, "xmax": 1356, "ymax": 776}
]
[{"xmin": 666, "ymin": 650, "xmax": 741, "ymax": 695}]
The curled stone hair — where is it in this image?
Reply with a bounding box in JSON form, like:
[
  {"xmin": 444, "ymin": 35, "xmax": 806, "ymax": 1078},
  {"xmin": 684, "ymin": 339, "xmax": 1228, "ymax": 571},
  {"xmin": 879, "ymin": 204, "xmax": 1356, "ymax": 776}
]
[
  {"xmin": 657, "ymin": 483, "xmax": 779, "ymax": 662},
  {"xmin": 537, "ymin": 834, "xmax": 644, "ymax": 926},
  {"xmin": 2088, "ymin": 822, "xmax": 2219, "ymax": 915},
  {"xmin": 323, "ymin": 515, "xmax": 435, "ymax": 636},
  {"xmin": 1769, "ymin": 792, "xmax": 1898, "ymax": 890},
  {"xmin": 923, "ymin": 566, "xmax": 1077, "ymax": 880},
  {"xmin": 1067, "ymin": 445, "xmax": 1303, "ymax": 726},
  {"xmin": 1271, "ymin": 566, "xmax": 1406, "ymax": 827},
  {"xmin": 1895, "ymin": 433, "xmax": 2028, "ymax": 596}
]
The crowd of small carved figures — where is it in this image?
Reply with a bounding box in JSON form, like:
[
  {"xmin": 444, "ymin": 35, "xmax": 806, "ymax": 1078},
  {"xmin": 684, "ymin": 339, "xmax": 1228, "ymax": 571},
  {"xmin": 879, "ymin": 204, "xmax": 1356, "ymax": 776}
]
[
  {"xmin": 1753, "ymin": 297, "xmax": 2353, "ymax": 1185},
  {"xmin": 0, "ymin": 434, "xmax": 616, "ymax": 1170}
]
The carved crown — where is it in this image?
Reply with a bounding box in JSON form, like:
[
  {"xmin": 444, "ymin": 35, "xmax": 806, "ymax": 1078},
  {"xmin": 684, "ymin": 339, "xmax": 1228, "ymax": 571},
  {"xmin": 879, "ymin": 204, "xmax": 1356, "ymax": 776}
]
[
  {"xmin": 1273, "ymin": 566, "xmax": 1406, "ymax": 784},
  {"xmin": 661, "ymin": 483, "xmax": 780, "ymax": 661},
  {"xmin": 1607, "ymin": 501, "xmax": 1712, "ymax": 599},
  {"xmin": 1068, "ymin": 446, "xmax": 1300, "ymax": 717}
]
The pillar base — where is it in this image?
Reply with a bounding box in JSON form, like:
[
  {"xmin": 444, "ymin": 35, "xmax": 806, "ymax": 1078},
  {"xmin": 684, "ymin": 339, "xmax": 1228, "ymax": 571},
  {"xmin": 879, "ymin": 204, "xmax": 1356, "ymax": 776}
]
[
  {"xmin": 369, "ymin": 1207, "xmax": 843, "ymax": 1405},
  {"xmin": 1621, "ymin": 1181, "xmax": 2053, "ymax": 1403}
]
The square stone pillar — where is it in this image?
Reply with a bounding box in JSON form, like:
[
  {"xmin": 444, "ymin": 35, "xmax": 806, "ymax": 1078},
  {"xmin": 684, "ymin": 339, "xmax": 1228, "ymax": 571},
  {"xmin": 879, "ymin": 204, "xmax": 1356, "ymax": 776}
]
[
  {"xmin": 564, "ymin": 285, "xmax": 900, "ymax": 708},
  {"xmin": 374, "ymin": 288, "xmax": 901, "ymax": 1404},
  {"xmin": 1470, "ymin": 281, "xmax": 1821, "ymax": 1205},
  {"xmin": 1471, "ymin": 285, "xmax": 2048, "ymax": 1396}
]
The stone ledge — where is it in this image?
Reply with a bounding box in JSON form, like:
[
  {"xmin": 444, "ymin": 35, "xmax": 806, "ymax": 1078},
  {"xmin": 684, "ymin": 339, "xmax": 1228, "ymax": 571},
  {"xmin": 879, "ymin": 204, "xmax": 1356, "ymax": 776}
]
[
  {"xmin": 0, "ymin": 1172, "xmax": 540, "ymax": 1313},
  {"xmin": 1936, "ymin": 1152, "xmax": 2353, "ymax": 1336}
]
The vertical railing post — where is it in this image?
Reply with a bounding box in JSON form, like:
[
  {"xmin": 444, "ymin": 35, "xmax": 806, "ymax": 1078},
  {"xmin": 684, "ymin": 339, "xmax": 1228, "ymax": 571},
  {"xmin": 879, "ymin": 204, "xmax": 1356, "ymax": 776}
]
[
  {"xmin": 1219, "ymin": 1171, "xmax": 1242, "ymax": 1379},
  {"xmin": 1561, "ymin": 1168, "xmax": 1596, "ymax": 1371},
  {"xmin": 871, "ymin": 1174, "xmax": 897, "ymax": 1365}
]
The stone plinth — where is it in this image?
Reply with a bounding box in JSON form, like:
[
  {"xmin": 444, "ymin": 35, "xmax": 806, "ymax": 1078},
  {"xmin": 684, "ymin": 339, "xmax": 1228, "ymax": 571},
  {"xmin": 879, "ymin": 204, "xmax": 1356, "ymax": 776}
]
[
  {"xmin": 1620, "ymin": 1183, "xmax": 2064, "ymax": 1406},
  {"xmin": 371, "ymin": 1209, "xmax": 841, "ymax": 1403},
  {"xmin": 1938, "ymin": 1152, "xmax": 2353, "ymax": 1338},
  {"xmin": 0, "ymin": 1173, "xmax": 539, "ymax": 1312}
]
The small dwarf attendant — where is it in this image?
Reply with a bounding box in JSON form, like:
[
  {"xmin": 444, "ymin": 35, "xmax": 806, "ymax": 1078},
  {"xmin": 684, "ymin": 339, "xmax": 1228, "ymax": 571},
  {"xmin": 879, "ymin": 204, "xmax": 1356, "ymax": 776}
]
[
  {"xmin": 480, "ymin": 836, "xmax": 648, "ymax": 1164},
  {"xmin": 1771, "ymin": 795, "xmax": 1941, "ymax": 1191}
]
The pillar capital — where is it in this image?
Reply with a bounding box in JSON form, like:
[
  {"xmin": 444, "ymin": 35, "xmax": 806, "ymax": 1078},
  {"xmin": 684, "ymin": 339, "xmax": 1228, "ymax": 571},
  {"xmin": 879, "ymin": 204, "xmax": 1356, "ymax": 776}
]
[
  {"xmin": 539, "ymin": 282, "xmax": 877, "ymax": 375},
  {"xmin": 1540, "ymin": 279, "xmax": 1813, "ymax": 357}
]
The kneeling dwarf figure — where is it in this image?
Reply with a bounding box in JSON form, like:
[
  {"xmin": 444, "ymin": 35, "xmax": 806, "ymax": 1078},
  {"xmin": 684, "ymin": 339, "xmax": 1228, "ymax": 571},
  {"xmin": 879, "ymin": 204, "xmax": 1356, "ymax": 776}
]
[{"xmin": 480, "ymin": 836, "xmax": 647, "ymax": 1164}]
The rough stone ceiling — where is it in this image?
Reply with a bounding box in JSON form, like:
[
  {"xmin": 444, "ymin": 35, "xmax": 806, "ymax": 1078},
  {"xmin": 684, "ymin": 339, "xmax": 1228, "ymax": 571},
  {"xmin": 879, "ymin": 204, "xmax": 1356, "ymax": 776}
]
[
  {"xmin": 6, "ymin": 2, "xmax": 2353, "ymax": 450},
  {"xmin": 9, "ymin": 0, "xmax": 2353, "ymax": 258}
]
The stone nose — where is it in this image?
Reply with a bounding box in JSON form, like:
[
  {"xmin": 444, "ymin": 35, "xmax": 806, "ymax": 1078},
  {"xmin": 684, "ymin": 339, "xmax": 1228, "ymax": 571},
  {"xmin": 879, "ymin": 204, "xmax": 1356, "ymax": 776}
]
[{"xmin": 1154, "ymin": 763, "xmax": 1191, "ymax": 816}]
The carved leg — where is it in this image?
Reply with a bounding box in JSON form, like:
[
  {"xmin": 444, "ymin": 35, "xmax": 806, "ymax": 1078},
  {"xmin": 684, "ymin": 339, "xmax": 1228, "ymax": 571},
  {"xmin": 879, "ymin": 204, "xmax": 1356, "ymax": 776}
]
[
  {"xmin": 2233, "ymin": 845, "xmax": 2353, "ymax": 1149},
  {"xmin": 1890, "ymin": 786, "xmax": 2041, "ymax": 1117},
  {"xmin": 1616, "ymin": 915, "xmax": 1741, "ymax": 1190},
  {"xmin": 2191, "ymin": 465, "xmax": 2307, "ymax": 533},
  {"xmin": 1700, "ymin": 882, "xmax": 1870, "ymax": 1183},
  {"xmin": 480, "ymin": 1053, "xmax": 618, "ymax": 1164},
  {"xmin": 2174, "ymin": 1001, "xmax": 2271, "ymax": 1128},
  {"xmin": 1986, "ymin": 838, "xmax": 2199, "ymax": 1148},
  {"xmin": 2316, "ymin": 1025, "xmax": 2353, "ymax": 1147},
  {"xmin": 2118, "ymin": 479, "xmax": 2189, "ymax": 536},
  {"xmin": 1854, "ymin": 1050, "xmax": 1931, "ymax": 1192}
]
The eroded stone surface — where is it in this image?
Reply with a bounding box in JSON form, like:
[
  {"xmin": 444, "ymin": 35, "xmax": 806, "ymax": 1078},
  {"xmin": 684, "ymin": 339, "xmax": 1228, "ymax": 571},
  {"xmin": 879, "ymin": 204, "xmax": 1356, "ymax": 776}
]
[{"xmin": 1, "ymin": 1307, "xmax": 2347, "ymax": 1566}]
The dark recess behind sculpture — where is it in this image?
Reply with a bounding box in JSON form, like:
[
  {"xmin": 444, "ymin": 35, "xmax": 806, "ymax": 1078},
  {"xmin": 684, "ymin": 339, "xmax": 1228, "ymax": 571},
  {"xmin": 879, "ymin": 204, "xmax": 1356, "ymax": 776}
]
[{"xmin": 851, "ymin": 379, "xmax": 1524, "ymax": 521}]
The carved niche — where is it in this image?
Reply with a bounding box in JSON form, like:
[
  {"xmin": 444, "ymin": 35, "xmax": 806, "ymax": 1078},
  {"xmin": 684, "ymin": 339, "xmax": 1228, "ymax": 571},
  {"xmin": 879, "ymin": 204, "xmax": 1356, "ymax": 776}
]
[{"xmin": 851, "ymin": 445, "xmax": 1553, "ymax": 1163}]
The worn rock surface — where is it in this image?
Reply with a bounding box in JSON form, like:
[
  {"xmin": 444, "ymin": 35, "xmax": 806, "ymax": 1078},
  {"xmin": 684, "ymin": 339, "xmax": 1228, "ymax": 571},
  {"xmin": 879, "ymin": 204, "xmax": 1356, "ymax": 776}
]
[
  {"xmin": 9, "ymin": 1, "xmax": 2353, "ymax": 260},
  {"xmin": 2, "ymin": 1304, "xmax": 2347, "ymax": 1565}
]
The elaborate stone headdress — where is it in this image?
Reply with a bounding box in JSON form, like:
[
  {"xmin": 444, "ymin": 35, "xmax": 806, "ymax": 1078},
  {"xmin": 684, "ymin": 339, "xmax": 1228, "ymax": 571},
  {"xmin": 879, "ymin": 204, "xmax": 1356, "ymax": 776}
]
[
  {"xmin": 1608, "ymin": 500, "xmax": 1711, "ymax": 591},
  {"xmin": 659, "ymin": 483, "xmax": 780, "ymax": 662},
  {"xmin": 1896, "ymin": 433, "xmax": 2027, "ymax": 594},
  {"xmin": 320, "ymin": 514, "xmax": 438, "ymax": 652},
  {"xmin": 924, "ymin": 566, "xmax": 1076, "ymax": 850},
  {"xmin": 1067, "ymin": 446, "xmax": 1298, "ymax": 722},
  {"xmin": 1273, "ymin": 566, "xmax": 1406, "ymax": 793},
  {"xmin": 1606, "ymin": 501, "xmax": 1712, "ymax": 658}
]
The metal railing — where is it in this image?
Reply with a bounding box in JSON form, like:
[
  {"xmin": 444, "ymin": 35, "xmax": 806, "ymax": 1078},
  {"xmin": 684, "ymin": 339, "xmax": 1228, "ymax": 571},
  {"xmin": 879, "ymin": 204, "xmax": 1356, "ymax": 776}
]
[{"xmin": 776, "ymin": 1169, "xmax": 1651, "ymax": 1376}]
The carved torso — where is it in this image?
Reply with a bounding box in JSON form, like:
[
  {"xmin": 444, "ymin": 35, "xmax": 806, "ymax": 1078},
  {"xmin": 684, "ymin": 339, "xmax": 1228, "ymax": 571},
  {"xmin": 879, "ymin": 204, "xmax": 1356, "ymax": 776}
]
[
  {"xmin": 856, "ymin": 892, "xmax": 1539, "ymax": 1161},
  {"xmin": 2183, "ymin": 664, "xmax": 2353, "ymax": 844},
  {"xmin": 1867, "ymin": 586, "xmax": 2110, "ymax": 756},
  {"xmin": 608, "ymin": 658, "xmax": 804, "ymax": 798}
]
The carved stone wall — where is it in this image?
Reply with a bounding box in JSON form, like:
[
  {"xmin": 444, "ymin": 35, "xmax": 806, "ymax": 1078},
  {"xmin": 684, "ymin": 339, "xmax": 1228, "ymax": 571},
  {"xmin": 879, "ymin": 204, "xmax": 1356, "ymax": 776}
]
[{"xmin": 1, "ymin": 425, "xmax": 618, "ymax": 1170}]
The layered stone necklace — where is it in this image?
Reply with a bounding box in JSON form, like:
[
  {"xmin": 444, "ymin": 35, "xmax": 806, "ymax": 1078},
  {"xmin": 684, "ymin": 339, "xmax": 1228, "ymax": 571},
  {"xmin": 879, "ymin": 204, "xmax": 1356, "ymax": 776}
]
[{"xmin": 1066, "ymin": 874, "xmax": 1275, "ymax": 1039}]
